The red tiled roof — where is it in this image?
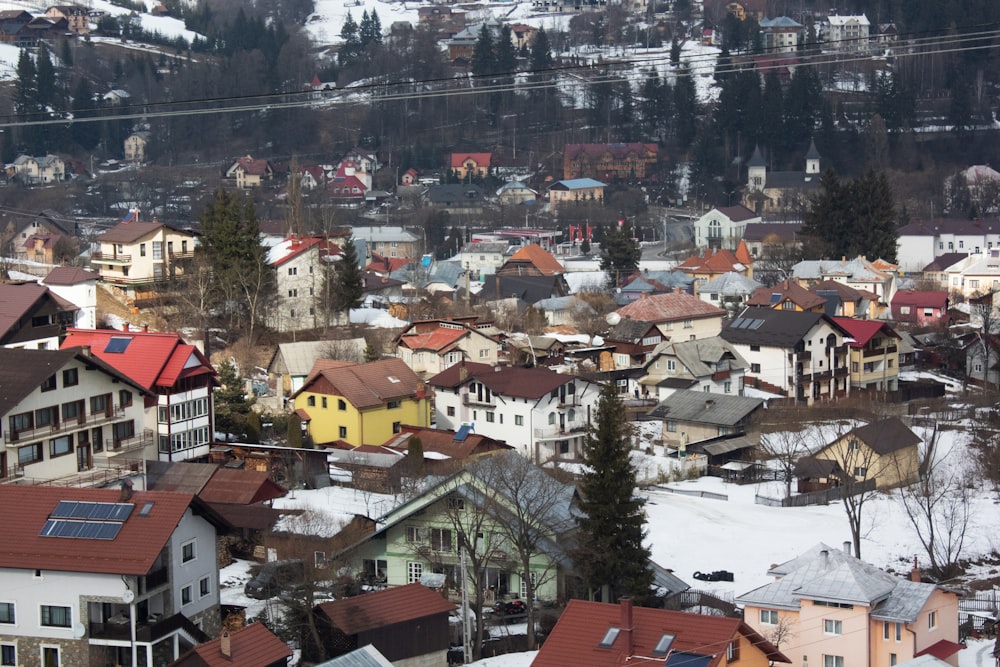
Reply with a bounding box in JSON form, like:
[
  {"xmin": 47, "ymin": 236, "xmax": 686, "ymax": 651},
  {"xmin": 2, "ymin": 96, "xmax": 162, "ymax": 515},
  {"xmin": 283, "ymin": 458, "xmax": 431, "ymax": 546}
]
[
  {"xmin": 614, "ymin": 292, "xmax": 725, "ymax": 324},
  {"xmin": 892, "ymin": 290, "xmax": 948, "ymax": 308},
  {"xmin": 171, "ymin": 622, "xmax": 292, "ymax": 667},
  {"xmin": 199, "ymin": 469, "xmax": 286, "ymax": 505},
  {"xmin": 915, "ymin": 638, "xmax": 965, "ymax": 660},
  {"xmin": 298, "ymin": 358, "xmax": 424, "ymax": 409},
  {"xmin": 61, "ymin": 328, "xmax": 215, "ymax": 392},
  {"xmin": 398, "ymin": 326, "xmax": 468, "ymax": 352},
  {"xmin": 267, "ymin": 236, "xmax": 340, "ymax": 268},
  {"xmin": 235, "ymin": 156, "xmax": 272, "ymax": 176},
  {"xmin": 505, "ymin": 243, "xmax": 564, "ymax": 276},
  {"xmin": 534, "ymin": 599, "xmax": 788, "ymax": 667},
  {"xmin": 317, "ymin": 582, "xmax": 455, "ymax": 634},
  {"xmin": 0, "ymin": 486, "xmax": 202, "ymax": 575},
  {"xmin": 97, "ymin": 220, "xmax": 188, "ymax": 244},
  {"xmin": 833, "ymin": 317, "xmax": 900, "ymax": 347},
  {"xmin": 747, "ymin": 279, "xmax": 827, "ymax": 310},
  {"xmin": 677, "ymin": 247, "xmax": 752, "ymax": 274},
  {"xmin": 381, "ymin": 425, "xmax": 512, "ymax": 457},
  {"xmin": 450, "ymin": 152, "xmax": 492, "ymax": 169}
]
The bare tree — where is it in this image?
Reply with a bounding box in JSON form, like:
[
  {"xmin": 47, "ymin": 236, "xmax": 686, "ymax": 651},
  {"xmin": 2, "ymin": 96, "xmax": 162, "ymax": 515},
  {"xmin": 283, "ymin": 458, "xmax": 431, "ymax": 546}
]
[
  {"xmin": 898, "ymin": 424, "xmax": 972, "ymax": 580},
  {"xmin": 970, "ymin": 298, "xmax": 999, "ymax": 393},
  {"xmin": 759, "ymin": 416, "xmax": 813, "ymax": 500},
  {"xmin": 764, "ymin": 615, "xmax": 796, "ymax": 657}
]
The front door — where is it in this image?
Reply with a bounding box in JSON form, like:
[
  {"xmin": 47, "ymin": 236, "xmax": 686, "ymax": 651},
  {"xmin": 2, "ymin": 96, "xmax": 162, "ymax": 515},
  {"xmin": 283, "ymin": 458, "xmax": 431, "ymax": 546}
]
[{"xmin": 76, "ymin": 444, "xmax": 91, "ymax": 472}]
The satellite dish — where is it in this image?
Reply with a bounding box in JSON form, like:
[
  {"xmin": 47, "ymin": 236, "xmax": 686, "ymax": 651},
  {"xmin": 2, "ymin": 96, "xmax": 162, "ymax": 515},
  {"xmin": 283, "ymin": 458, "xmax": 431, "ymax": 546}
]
[
  {"xmin": 73, "ymin": 622, "xmax": 86, "ymax": 638},
  {"xmin": 606, "ymin": 312, "xmax": 621, "ymax": 326},
  {"xmin": 122, "ymin": 590, "xmax": 135, "ymax": 603}
]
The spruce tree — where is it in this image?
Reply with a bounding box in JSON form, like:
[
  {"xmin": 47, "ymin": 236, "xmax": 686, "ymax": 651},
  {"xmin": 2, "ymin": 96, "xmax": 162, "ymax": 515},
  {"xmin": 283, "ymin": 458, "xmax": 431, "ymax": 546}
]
[
  {"xmin": 672, "ymin": 65, "xmax": 697, "ymax": 148},
  {"xmin": 495, "ymin": 25, "xmax": 517, "ymax": 76},
  {"xmin": 599, "ymin": 220, "xmax": 641, "ymax": 288},
  {"xmin": 339, "ymin": 12, "xmax": 360, "ymax": 64},
  {"xmin": 471, "ymin": 24, "xmax": 495, "ymax": 78},
  {"xmin": 529, "ymin": 26, "xmax": 552, "ymax": 73},
  {"xmin": 574, "ymin": 381, "xmax": 652, "ymax": 603},
  {"xmin": 322, "ymin": 233, "xmax": 364, "ymax": 325},
  {"xmin": 70, "ymin": 77, "xmax": 99, "ymax": 150},
  {"xmin": 669, "ymin": 37, "xmax": 680, "ymax": 66}
]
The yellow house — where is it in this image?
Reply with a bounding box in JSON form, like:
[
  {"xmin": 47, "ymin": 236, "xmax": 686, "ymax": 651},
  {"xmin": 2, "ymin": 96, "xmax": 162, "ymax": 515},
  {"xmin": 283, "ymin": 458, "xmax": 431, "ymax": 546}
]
[
  {"xmin": 547, "ymin": 178, "xmax": 606, "ymax": 209},
  {"xmin": 834, "ymin": 317, "xmax": 901, "ymax": 392},
  {"xmin": 812, "ymin": 416, "xmax": 920, "ymax": 490},
  {"xmin": 293, "ymin": 358, "xmax": 431, "ymax": 446}
]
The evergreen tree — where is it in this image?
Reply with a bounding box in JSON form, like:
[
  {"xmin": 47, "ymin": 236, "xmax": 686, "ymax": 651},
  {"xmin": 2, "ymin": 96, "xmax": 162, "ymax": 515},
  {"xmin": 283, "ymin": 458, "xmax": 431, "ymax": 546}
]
[
  {"xmin": 574, "ymin": 381, "xmax": 653, "ymax": 603},
  {"xmin": 287, "ymin": 412, "xmax": 303, "ymax": 447},
  {"xmin": 783, "ymin": 66, "xmax": 822, "ymax": 152},
  {"xmin": 471, "ymin": 24, "xmax": 495, "ymax": 78},
  {"xmin": 640, "ymin": 69, "xmax": 663, "ymax": 137},
  {"xmin": 529, "ymin": 26, "xmax": 552, "ymax": 73},
  {"xmin": 60, "ymin": 38, "xmax": 72, "ymax": 68},
  {"xmin": 760, "ymin": 70, "xmax": 784, "ymax": 155},
  {"xmin": 948, "ymin": 72, "xmax": 973, "ymax": 138},
  {"xmin": 70, "ymin": 77, "xmax": 99, "ymax": 150},
  {"xmin": 672, "ymin": 65, "xmax": 697, "ymax": 149},
  {"xmin": 363, "ymin": 339, "xmax": 381, "ymax": 362},
  {"xmin": 669, "ymin": 37, "xmax": 681, "ymax": 66},
  {"xmin": 851, "ymin": 169, "xmax": 897, "ymax": 262},
  {"xmin": 339, "ymin": 12, "xmax": 361, "ymax": 64},
  {"xmin": 35, "ymin": 44, "xmax": 56, "ymax": 112},
  {"xmin": 495, "ymin": 25, "xmax": 517, "ymax": 76},
  {"xmin": 599, "ymin": 220, "xmax": 641, "ymax": 288},
  {"xmin": 322, "ymin": 233, "xmax": 364, "ymax": 323},
  {"xmin": 214, "ymin": 359, "xmax": 254, "ymax": 440}
]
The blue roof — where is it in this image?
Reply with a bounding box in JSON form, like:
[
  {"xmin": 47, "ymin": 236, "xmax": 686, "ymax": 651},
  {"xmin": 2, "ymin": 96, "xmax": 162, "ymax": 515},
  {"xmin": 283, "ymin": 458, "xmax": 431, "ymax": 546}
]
[{"xmin": 551, "ymin": 178, "xmax": 607, "ymax": 190}]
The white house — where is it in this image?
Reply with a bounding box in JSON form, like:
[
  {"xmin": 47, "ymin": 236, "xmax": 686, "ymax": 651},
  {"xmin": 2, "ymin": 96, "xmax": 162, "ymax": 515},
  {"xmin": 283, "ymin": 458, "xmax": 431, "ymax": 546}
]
[
  {"xmin": 824, "ymin": 14, "xmax": 870, "ymax": 51},
  {"xmin": 639, "ymin": 336, "xmax": 749, "ymax": 400},
  {"xmin": 0, "ymin": 347, "xmax": 150, "ymax": 482},
  {"xmin": 721, "ymin": 307, "xmax": 852, "ymax": 404},
  {"xmin": 428, "ymin": 362, "xmax": 600, "ymax": 463},
  {"xmin": 266, "ymin": 235, "xmax": 340, "ymax": 333},
  {"xmin": 395, "ymin": 318, "xmax": 501, "ymax": 378},
  {"xmin": 896, "ymin": 218, "xmax": 1000, "ymax": 273},
  {"xmin": 0, "ymin": 484, "xmax": 223, "ymax": 667},
  {"xmin": 42, "ymin": 267, "xmax": 100, "ymax": 330},
  {"xmin": 693, "ymin": 205, "xmax": 762, "ymax": 250},
  {"xmin": 454, "ymin": 241, "xmax": 510, "ymax": 278},
  {"xmin": 7, "ymin": 154, "xmax": 65, "ymax": 185}
]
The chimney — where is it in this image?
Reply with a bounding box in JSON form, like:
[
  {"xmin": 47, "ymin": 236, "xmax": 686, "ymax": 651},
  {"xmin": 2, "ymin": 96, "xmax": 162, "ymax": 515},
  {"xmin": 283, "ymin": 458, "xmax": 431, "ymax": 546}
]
[
  {"xmin": 843, "ymin": 541, "xmax": 851, "ymax": 556},
  {"xmin": 820, "ymin": 549, "xmax": 829, "ymax": 564},
  {"xmin": 80, "ymin": 345, "xmax": 91, "ymax": 358},
  {"xmin": 220, "ymin": 629, "xmax": 232, "ymax": 659},
  {"xmin": 141, "ymin": 323, "xmax": 149, "ymax": 333},
  {"xmin": 705, "ymin": 399, "xmax": 715, "ymax": 409},
  {"xmin": 910, "ymin": 556, "xmax": 921, "ymax": 583},
  {"xmin": 619, "ymin": 597, "xmax": 634, "ymax": 656},
  {"xmin": 119, "ymin": 478, "xmax": 133, "ymax": 502},
  {"xmin": 458, "ymin": 362, "xmax": 468, "ymax": 383}
]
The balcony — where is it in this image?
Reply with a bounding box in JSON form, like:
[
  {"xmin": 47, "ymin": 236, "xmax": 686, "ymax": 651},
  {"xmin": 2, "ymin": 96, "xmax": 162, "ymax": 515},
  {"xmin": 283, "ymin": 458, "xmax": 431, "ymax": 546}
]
[
  {"xmin": 533, "ymin": 425, "xmax": 586, "ymax": 441},
  {"xmin": 863, "ymin": 345, "xmax": 897, "ymax": 358},
  {"xmin": 102, "ymin": 429, "xmax": 154, "ymax": 456},
  {"xmin": 789, "ymin": 366, "xmax": 850, "ymax": 384},
  {"xmin": 89, "ymin": 612, "xmax": 205, "ymax": 644},
  {"xmin": 462, "ymin": 394, "xmax": 495, "ymax": 407},
  {"xmin": 6, "ymin": 406, "xmax": 127, "ymax": 446},
  {"xmin": 92, "ymin": 251, "xmax": 132, "ymax": 264}
]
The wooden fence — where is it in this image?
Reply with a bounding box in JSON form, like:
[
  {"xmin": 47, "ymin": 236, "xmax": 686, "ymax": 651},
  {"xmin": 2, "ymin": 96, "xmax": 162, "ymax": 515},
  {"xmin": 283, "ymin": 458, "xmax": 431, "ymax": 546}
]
[{"xmin": 755, "ymin": 478, "xmax": 876, "ymax": 507}]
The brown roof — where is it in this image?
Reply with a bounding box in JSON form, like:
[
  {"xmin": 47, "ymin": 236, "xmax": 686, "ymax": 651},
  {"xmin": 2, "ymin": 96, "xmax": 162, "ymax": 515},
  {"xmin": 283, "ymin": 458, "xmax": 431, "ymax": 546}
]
[
  {"xmin": 614, "ymin": 291, "xmax": 725, "ymax": 324},
  {"xmin": 97, "ymin": 220, "xmax": 187, "ymax": 244},
  {"xmin": 170, "ymin": 622, "xmax": 292, "ymax": 667},
  {"xmin": 427, "ymin": 361, "xmax": 579, "ymax": 399},
  {"xmin": 503, "ymin": 244, "xmax": 564, "ymax": 276},
  {"xmin": 534, "ymin": 598, "xmax": 788, "ymax": 667},
  {"xmin": 0, "ymin": 486, "xmax": 206, "ymax": 575},
  {"xmin": 317, "ymin": 582, "xmax": 456, "ymax": 634},
  {"xmin": 145, "ymin": 460, "xmax": 219, "ymax": 494},
  {"xmin": 716, "ymin": 204, "xmax": 758, "ymax": 222},
  {"xmin": 0, "ymin": 282, "xmax": 77, "ymax": 339},
  {"xmin": 677, "ymin": 247, "xmax": 752, "ymax": 274},
  {"xmin": 381, "ymin": 425, "xmax": 512, "ymax": 458},
  {"xmin": 43, "ymin": 266, "xmax": 100, "ymax": 285},
  {"xmin": 810, "ymin": 279, "xmax": 866, "ymax": 301},
  {"xmin": 747, "ymin": 279, "xmax": 827, "ymax": 310},
  {"xmin": 204, "ymin": 503, "xmax": 282, "ymax": 531},
  {"xmin": 200, "ymin": 469, "xmax": 287, "ymax": 505},
  {"xmin": 848, "ymin": 417, "xmax": 921, "ymax": 455},
  {"xmin": 298, "ymin": 358, "xmax": 425, "ymax": 409}
]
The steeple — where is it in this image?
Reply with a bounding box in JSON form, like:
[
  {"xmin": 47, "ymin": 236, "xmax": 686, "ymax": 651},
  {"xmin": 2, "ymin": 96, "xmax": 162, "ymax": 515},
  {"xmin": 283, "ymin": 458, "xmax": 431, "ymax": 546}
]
[
  {"xmin": 747, "ymin": 145, "xmax": 766, "ymax": 191},
  {"xmin": 805, "ymin": 138, "xmax": 821, "ymax": 176}
]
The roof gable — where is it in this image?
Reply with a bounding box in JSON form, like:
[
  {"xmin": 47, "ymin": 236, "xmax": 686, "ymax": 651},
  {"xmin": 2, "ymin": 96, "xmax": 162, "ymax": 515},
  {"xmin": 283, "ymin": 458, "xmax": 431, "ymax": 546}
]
[
  {"xmin": 299, "ymin": 358, "xmax": 424, "ymax": 408},
  {"xmin": 317, "ymin": 583, "xmax": 455, "ymax": 633},
  {"xmin": 615, "ymin": 292, "xmax": 725, "ymax": 324}
]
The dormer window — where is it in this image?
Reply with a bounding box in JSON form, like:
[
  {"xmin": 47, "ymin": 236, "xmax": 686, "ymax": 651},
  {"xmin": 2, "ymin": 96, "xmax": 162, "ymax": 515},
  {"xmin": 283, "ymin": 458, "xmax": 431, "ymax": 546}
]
[{"xmin": 598, "ymin": 627, "xmax": 620, "ymax": 648}]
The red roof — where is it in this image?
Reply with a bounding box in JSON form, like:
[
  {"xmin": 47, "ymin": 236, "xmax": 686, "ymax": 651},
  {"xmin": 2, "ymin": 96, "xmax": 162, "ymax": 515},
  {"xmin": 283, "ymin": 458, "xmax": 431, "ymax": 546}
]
[
  {"xmin": 450, "ymin": 152, "xmax": 492, "ymax": 169},
  {"xmin": 747, "ymin": 279, "xmax": 827, "ymax": 310},
  {"xmin": 0, "ymin": 486, "xmax": 204, "ymax": 575},
  {"xmin": 398, "ymin": 326, "xmax": 467, "ymax": 352},
  {"xmin": 534, "ymin": 599, "xmax": 788, "ymax": 667},
  {"xmin": 267, "ymin": 236, "xmax": 340, "ymax": 267},
  {"xmin": 235, "ymin": 156, "xmax": 272, "ymax": 176},
  {"xmin": 892, "ymin": 290, "xmax": 948, "ymax": 309},
  {"xmin": 677, "ymin": 247, "xmax": 752, "ymax": 274},
  {"xmin": 615, "ymin": 291, "xmax": 725, "ymax": 324},
  {"xmin": 915, "ymin": 638, "xmax": 965, "ymax": 660},
  {"xmin": 61, "ymin": 328, "xmax": 216, "ymax": 392},
  {"xmin": 199, "ymin": 469, "xmax": 287, "ymax": 505},
  {"xmin": 505, "ymin": 243, "xmax": 564, "ymax": 276},
  {"xmin": 833, "ymin": 317, "xmax": 900, "ymax": 347},
  {"xmin": 171, "ymin": 622, "xmax": 292, "ymax": 667},
  {"xmin": 318, "ymin": 583, "xmax": 455, "ymax": 634}
]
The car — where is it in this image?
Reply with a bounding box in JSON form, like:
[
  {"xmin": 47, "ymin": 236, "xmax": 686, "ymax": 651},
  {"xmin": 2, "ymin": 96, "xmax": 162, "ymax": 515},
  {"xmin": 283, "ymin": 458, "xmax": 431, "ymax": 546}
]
[
  {"xmin": 244, "ymin": 559, "xmax": 304, "ymax": 600},
  {"xmin": 493, "ymin": 599, "xmax": 527, "ymax": 616}
]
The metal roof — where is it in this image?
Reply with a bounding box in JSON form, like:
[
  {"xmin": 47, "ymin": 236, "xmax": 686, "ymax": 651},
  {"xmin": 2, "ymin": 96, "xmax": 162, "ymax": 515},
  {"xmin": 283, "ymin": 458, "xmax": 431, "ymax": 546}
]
[{"xmin": 647, "ymin": 389, "xmax": 763, "ymax": 426}]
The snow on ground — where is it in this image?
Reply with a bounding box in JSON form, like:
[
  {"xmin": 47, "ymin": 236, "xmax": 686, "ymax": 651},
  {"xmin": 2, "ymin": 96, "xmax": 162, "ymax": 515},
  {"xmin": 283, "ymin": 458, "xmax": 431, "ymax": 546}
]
[
  {"xmin": 349, "ymin": 306, "xmax": 408, "ymax": 328},
  {"xmin": 304, "ymin": 0, "xmax": 426, "ymax": 47},
  {"xmin": 272, "ymin": 485, "xmax": 400, "ymax": 536},
  {"xmin": 219, "ymin": 558, "xmax": 271, "ymax": 621},
  {"xmin": 563, "ymin": 270, "xmax": 607, "ymax": 292}
]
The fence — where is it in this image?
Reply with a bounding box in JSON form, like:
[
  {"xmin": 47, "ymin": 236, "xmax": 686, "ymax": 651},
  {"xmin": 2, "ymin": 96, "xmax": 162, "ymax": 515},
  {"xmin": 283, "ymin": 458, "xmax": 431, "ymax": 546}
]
[
  {"xmin": 654, "ymin": 485, "xmax": 728, "ymax": 501},
  {"xmin": 668, "ymin": 589, "xmax": 739, "ymax": 617},
  {"xmin": 755, "ymin": 478, "xmax": 876, "ymax": 507},
  {"xmin": 959, "ymin": 589, "xmax": 999, "ymax": 640}
]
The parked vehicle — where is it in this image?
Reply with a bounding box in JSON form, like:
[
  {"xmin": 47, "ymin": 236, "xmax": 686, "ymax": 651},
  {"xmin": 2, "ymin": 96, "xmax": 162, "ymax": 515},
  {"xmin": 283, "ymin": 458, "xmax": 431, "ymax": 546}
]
[
  {"xmin": 244, "ymin": 559, "xmax": 304, "ymax": 600},
  {"xmin": 493, "ymin": 599, "xmax": 527, "ymax": 616}
]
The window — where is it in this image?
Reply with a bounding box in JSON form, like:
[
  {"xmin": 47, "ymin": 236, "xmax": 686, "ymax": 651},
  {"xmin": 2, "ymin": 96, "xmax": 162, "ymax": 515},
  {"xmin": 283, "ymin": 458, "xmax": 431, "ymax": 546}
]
[
  {"xmin": 320, "ymin": 397, "xmax": 327, "ymax": 409},
  {"xmin": 42, "ymin": 647, "xmax": 59, "ymax": 667},
  {"xmin": 890, "ymin": 654, "xmax": 897, "ymax": 666},
  {"xmin": 181, "ymin": 585, "xmax": 192, "ymax": 606},
  {"xmin": 760, "ymin": 609, "xmax": 778, "ymax": 625},
  {"xmin": 726, "ymin": 640, "xmax": 739, "ymax": 661},
  {"xmin": 152, "ymin": 242, "xmax": 162, "ymax": 260},
  {"xmin": 387, "ymin": 400, "xmax": 401, "ymax": 409},
  {"xmin": 338, "ymin": 399, "xmax": 346, "ymax": 411},
  {"xmin": 91, "ymin": 393, "xmax": 111, "ymax": 415},
  {"xmin": 113, "ymin": 420, "xmax": 135, "ymax": 443},
  {"xmin": 199, "ymin": 576, "xmax": 211, "ymax": 597},
  {"xmin": 40, "ymin": 605, "xmax": 71, "ymax": 627},
  {"xmin": 430, "ymin": 528, "xmax": 452, "ymax": 552},
  {"xmin": 520, "ymin": 571, "xmax": 537, "ymax": 598},
  {"xmin": 0, "ymin": 603, "xmax": 13, "ymax": 624},
  {"xmin": 824, "ymin": 619, "xmax": 843, "ymax": 635},
  {"xmin": 666, "ymin": 421, "xmax": 677, "ymax": 432},
  {"xmin": 392, "ymin": 421, "xmax": 401, "ymax": 434},
  {"xmin": 406, "ymin": 526, "xmax": 422, "ymax": 543},
  {"xmin": 515, "ymin": 415, "xmax": 524, "ymax": 426},
  {"xmin": 928, "ymin": 610, "xmax": 937, "ymax": 629},
  {"xmin": 288, "ymin": 267, "xmax": 297, "ymax": 276},
  {"xmin": 18, "ymin": 443, "xmax": 41, "ymax": 465},
  {"xmin": 750, "ymin": 363, "xmax": 761, "ymax": 373},
  {"xmin": 35, "ymin": 406, "xmax": 58, "ymax": 428},
  {"xmin": 407, "ymin": 561, "xmax": 423, "ymax": 583},
  {"xmin": 0, "ymin": 644, "xmax": 14, "ymax": 667},
  {"xmin": 41, "ymin": 375, "xmax": 57, "ymax": 392},
  {"xmin": 683, "ymin": 319, "xmax": 693, "ymax": 329},
  {"xmin": 338, "ymin": 426, "xmax": 347, "ymax": 438},
  {"xmin": 62, "ymin": 369, "xmax": 78, "ymax": 387},
  {"xmin": 750, "ymin": 344, "xmax": 761, "ymax": 352},
  {"xmin": 447, "ymin": 406, "xmax": 456, "ymax": 417},
  {"xmin": 888, "ymin": 359, "xmax": 894, "ymax": 368},
  {"xmin": 307, "ymin": 396, "xmax": 315, "ymax": 407},
  {"xmin": 598, "ymin": 627, "xmax": 620, "ymax": 648},
  {"xmin": 119, "ymin": 390, "xmax": 132, "ymax": 407},
  {"xmin": 667, "ymin": 360, "xmax": 676, "ymax": 371},
  {"xmin": 899, "ymin": 305, "xmax": 911, "ymax": 315},
  {"xmin": 823, "ymin": 656, "xmax": 844, "ymax": 667},
  {"xmin": 548, "ymin": 413, "xmax": 556, "ymax": 425},
  {"xmin": 49, "ymin": 435, "xmax": 72, "ymax": 458},
  {"xmin": 61, "ymin": 400, "xmax": 84, "ymax": 422},
  {"xmin": 182, "ymin": 540, "xmax": 196, "ymax": 563},
  {"xmin": 448, "ymin": 497, "xmax": 465, "ymax": 510},
  {"xmin": 724, "ymin": 381, "xmax": 732, "ymax": 393},
  {"xmin": 486, "ymin": 412, "xmax": 495, "ymax": 423},
  {"xmin": 139, "ymin": 243, "xmax": 146, "ymax": 257}
]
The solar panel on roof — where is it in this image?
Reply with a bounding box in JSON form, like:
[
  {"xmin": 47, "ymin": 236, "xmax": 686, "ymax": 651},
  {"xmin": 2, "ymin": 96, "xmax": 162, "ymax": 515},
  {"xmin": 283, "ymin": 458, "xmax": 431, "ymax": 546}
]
[
  {"xmin": 454, "ymin": 424, "xmax": 472, "ymax": 442},
  {"xmin": 769, "ymin": 293, "xmax": 781, "ymax": 303},
  {"xmin": 40, "ymin": 519, "xmax": 123, "ymax": 540},
  {"xmin": 749, "ymin": 319, "xmax": 764, "ymax": 330},
  {"xmin": 51, "ymin": 501, "xmax": 133, "ymax": 521},
  {"xmin": 104, "ymin": 337, "xmax": 133, "ymax": 353}
]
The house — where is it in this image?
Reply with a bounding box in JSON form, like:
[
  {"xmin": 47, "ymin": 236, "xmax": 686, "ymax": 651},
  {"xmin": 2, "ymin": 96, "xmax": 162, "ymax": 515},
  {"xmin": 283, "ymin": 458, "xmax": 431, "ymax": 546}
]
[
  {"xmin": 744, "ymin": 141, "xmax": 822, "ymax": 215},
  {"xmin": 694, "ymin": 205, "xmax": 761, "ymax": 250},
  {"xmin": 476, "ymin": 273, "xmax": 569, "ymax": 305},
  {"xmin": 352, "ymin": 226, "xmax": 421, "ymax": 260},
  {"xmin": 720, "ymin": 307, "xmax": 852, "ymax": 403},
  {"xmin": 897, "ymin": 218, "xmax": 999, "ymax": 273},
  {"xmin": 292, "ymin": 359, "xmax": 431, "ymax": 447},
  {"xmin": 429, "ymin": 362, "xmax": 600, "ymax": 462},
  {"xmin": 811, "ymin": 279, "xmax": 879, "ymax": 319},
  {"xmin": 93, "ymin": 220, "xmax": 197, "ymax": 289},
  {"xmin": 312, "ymin": 584, "xmax": 455, "ymax": 665},
  {"xmin": 547, "ymin": 178, "xmax": 607, "ymax": 209},
  {"xmin": 0, "ymin": 282, "xmax": 78, "ymax": 349},
  {"xmin": 535, "ymin": 295, "xmax": 596, "ymax": 327},
  {"xmin": 450, "ymin": 152, "xmax": 491, "ymax": 180},
  {"xmin": 61, "ymin": 328, "xmax": 218, "ymax": 462},
  {"xmin": 939, "ymin": 249, "xmax": 1000, "ymax": 298},
  {"xmin": 124, "ymin": 131, "xmax": 151, "ymax": 163},
  {"xmin": 0, "ymin": 347, "xmax": 150, "ymax": 482},
  {"xmin": 170, "ymin": 623, "xmax": 291, "ymax": 667},
  {"xmin": 45, "ymin": 5, "xmax": 89, "ymax": 33},
  {"xmin": 759, "ymin": 16, "xmax": 802, "ymax": 52},
  {"xmin": 103, "ymin": 89, "xmax": 131, "ymax": 105},
  {"xmin": 618, "ymin": 270, "xmax": 694, "ymax": 303},
  {"xmin": 698, "ymin": 272, "xmax": 763, "ymax": 317},
  {"xmin": 17, "ymin": 232, "xmax": 61, "ymax": 265},
  {"xmin": 0, "ymin": 485, "xmax": 226, "ymax": 666},
  {"xmin": 809, "ymin": 417, "xmax": 921, "ymax": 489},
  {"xmin": 965, "ymin": 332, "xmax": 1000, "ymax": 388},
  {"xmin": 736, "ymin": 543, "xmax": 961, "ymax": 667},
  {"xmin": 0, "ymin": 10, "xmax": 33, "ymax": 45},
  {"xmin": 918, "ymin": 254, "xmax": 969, "ymax": 291},
  {"xmin": 824, "ymin": 14, "xmax": 871, "ymax": 51},
  {"xmin": 648, "ymin": 389, "xmax": 763, "ymax": 449},
  {"xmin": 562, "ymin": 143, "xmax": 658, "ymax": 181},
  {"xmin": 677, "ymin": 245, "xmax": 755, "ymax": 283},
  {"xmin": 497, "ymin": 243, "xmax": 564, "ymax": 277},
  {"xmin": 394, "ymin": 318, "xmax": 501, "ymax": 378},
  {"xmin": 747, "ymin": 278, "xmax": 828, "ymax": 312},
  {"xmin": 266, "ymin": 235, "xmax": 341, "ymax": 333},
  {"xmin": 605, "ymin": 318, "xmax": 667, "ymax": 369},
  {"xmin": 792, "ymin": 256, "xmax": 898, "ymax": 308},
  {"xmin": 43, "ymin": 266, "xmax": 100, "ymax": 330},
  {"xmin": 267, "ymin": 339, "xmax": 367, "ymax": 405},
  {"xmin": 833, "ymin": 317, "xmax": 901, "ymax": 392},
  {"xmin": 7, "ymin": 154, "xmax": 66, "ymax": 185},
  {"xmin": 496, "ymin": 180, "xmax": 538, "ymax": 206},
  {"xmin": 534, "ymin": 597, "xmax": 790, "ymax": 667},
  {"xmin": 455, "ymin": 241, "xmax": 509, "ymax": 278},
  {"xmin": 742, "ymin": 221, "xmax": 802, "ymax": 259},
  {"xmin": 224, "ymin": 155, "xmax": 274, "ymax": 188},
  {"xmin": 640, "ymin": 336, "xmax": 749, "ymax": 400},
  {"xmin": 614, "ymin": 291, "xmax": 726, "ymax": 342},
  {"xmin": 336, "ymin": 454, "xmax": 576, "ymax": 602},
  {"xmin": 424, "ymin": 184, "xmax": 486, "ymax": 214}
]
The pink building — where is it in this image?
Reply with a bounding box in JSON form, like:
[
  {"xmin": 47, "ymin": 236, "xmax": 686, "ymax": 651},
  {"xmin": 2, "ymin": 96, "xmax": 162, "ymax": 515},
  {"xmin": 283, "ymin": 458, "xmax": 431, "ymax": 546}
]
[{"xmin": 891, "ymin": 290, "xmax": 949, "ymax": 326}]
